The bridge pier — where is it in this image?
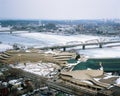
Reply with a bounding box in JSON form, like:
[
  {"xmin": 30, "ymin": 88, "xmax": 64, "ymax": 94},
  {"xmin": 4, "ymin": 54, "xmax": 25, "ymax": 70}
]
[
  {"xmin": 82, "ymin": 45, "xmax": 85, "ymax": 50},
  {"xmin": 51, "ymin": 48, "xmax": 54, "ymax": 51},
  {"xmin": 63, "ymin": 47, "xmax": 66, "ymax": 51},
  {"xmin": 99, "ymin": 44, "xmax": 102, "ymax": 48}
]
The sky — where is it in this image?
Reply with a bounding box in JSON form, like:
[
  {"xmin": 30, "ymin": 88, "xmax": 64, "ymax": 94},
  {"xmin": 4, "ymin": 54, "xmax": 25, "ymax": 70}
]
[{"xmin": 0, "ymin": 0, "xmax": 120, "ymax": 20}]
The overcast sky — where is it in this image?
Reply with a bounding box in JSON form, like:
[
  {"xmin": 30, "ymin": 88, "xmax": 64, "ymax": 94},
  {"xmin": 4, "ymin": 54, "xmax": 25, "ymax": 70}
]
[{"xmin": 0, "ymin": 0, "xmax": 120, "ymax": 20}]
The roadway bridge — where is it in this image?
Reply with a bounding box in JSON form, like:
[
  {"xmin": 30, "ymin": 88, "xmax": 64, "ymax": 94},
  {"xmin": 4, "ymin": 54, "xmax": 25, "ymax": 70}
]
[
  {"xmin": 39, "ymin": 40, "xmax": 120, "ymax": 51},
  {"xmin": 0, "ymin": 29, "xmax": 31, "ymax": 34}
]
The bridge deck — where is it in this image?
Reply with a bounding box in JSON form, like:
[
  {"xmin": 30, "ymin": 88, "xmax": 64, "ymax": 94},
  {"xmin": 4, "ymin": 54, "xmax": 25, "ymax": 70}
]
[{"xmin": 39, "ymin": 40, "xmax": 120, "ymax": 50}]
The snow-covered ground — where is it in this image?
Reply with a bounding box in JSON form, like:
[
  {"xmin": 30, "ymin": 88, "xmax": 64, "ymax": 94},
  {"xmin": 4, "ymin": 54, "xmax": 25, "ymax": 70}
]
[
  {"xmin": 0, "ymin": 44, "xmax": 12, "ymax": 52},
  {"xmin": 19, "ymin": 32, "xmax": 102, "ymax": 45},
  {"xmin": 9, "ymin": 62, "xmax": 58, "ymax": 77},
  {"xmin": 78, "ymin": 46, "xmax": 120, "ymax": 58}
]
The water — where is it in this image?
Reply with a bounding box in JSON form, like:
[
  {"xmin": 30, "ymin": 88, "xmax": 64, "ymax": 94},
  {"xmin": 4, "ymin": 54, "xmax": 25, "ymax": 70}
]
[{"xmin": 0, "ymin": 33, "xmax": 50, "ymax": 47}]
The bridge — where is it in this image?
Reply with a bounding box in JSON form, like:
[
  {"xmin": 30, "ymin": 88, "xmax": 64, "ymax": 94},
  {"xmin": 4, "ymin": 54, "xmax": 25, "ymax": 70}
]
[
  {"xmin": 39, "ymin": 39, "xmax": 120, "ymax": 51},
  {"xmin": 0, "ymin": 29, "xmax": 31, "ymax": 34},
  {"xmin": 0, "ymin": 27, "xmax": 11, "ymax": 32},
  {"xmin": 0, "ymin": 28, "xmax": 31, "ymax": 34}
]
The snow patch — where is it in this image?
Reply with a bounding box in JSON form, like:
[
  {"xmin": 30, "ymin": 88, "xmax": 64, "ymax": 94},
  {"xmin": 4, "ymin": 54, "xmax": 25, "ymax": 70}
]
[
  {"xmin": 0, "ymin": 44, "xmax": 12, "ymax": 52},
  {"xmin": 9, "ymin": 62, "xmax": 57, "ymax": 77},
  {"xmin": 116, "ymin": 77, "xmax": 120, "ymax": 84}
]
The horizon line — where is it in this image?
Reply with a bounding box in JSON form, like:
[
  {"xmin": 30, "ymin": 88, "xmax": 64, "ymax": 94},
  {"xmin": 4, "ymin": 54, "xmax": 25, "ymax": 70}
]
[{"xmin": 0, "ymin": 18, "xmax": 120, "ymax": 21}]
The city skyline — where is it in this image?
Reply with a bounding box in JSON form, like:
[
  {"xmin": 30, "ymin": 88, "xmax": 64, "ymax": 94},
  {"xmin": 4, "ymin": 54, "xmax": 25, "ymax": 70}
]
[{"xmin": 0, "ymin": 0, "xmax": 120, "ymax": 20}]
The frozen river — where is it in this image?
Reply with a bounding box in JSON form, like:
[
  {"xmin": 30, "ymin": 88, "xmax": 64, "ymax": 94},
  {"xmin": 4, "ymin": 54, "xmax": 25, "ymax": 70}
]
[
  {"xmin": 0, "ymin": 31, "xmax": 105, "ymax": 46},
  {"xmin": 0, "ymin": 31, "xmax": 120, "ymax": 58}
]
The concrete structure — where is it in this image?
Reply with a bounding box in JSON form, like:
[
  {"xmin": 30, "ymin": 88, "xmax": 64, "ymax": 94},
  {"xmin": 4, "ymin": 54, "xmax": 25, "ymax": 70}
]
[
  {"xmin": 39, "ymin": 40, "xmax": 120, "ymax": 51},
  {"xmin": 47, "ymin": 70, "xmax": 120, "ymax": 96}
]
